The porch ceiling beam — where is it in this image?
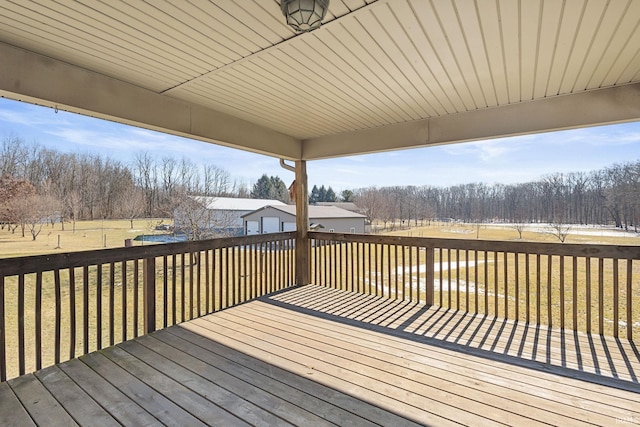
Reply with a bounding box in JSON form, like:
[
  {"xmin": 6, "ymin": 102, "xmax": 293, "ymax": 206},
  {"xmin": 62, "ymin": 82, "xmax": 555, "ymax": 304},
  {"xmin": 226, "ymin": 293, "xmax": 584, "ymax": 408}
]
[
  {"xmin": 0, "ymin": 42, "xmax": 300, "ymax": 160},
  {"xmin": 301, "ymin": 82, "xmax": 640, "ymax": 160}
]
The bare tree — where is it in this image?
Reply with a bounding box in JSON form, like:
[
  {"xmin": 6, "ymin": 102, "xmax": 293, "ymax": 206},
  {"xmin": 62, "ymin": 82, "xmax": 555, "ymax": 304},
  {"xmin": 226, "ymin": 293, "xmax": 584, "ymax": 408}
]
[
  {"xmin": 201, "ymin": 164, "xmax": 231, "ymax": 196},
  {"xmin": 549, "ymin": 222, "xmax": 572, "ymax": 243},
  {"xmin": 119, "ymin": 188, "xmax": 146, "ymax": 229},
  {"xmin": 513, "ymin": 223, "xmax": 526, "ymax": 239},
  {"xmin": 23, "ymin": 195, "xmax": 60, "ymax": 241},
  {"xmin": 67, "ymin": 191, "xmax": 82, "ymax": 232},
  {"xmin": 354, "ymin": 187, "xmax": 382, "ymax": 226},
  {"xmin": 0, "ymin": 175, "xmax": 36, "ymax": 234},
  {"xmin": 172, "ymin": 195, "xmax": 238, "ymax": 240}
]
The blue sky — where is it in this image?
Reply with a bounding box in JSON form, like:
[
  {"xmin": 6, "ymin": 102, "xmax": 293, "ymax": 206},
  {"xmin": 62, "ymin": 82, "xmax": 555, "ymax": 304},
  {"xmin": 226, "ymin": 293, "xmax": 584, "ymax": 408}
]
[{"xmin": 1, "ymin": 97, "xmax": 639, "ymax": 192}]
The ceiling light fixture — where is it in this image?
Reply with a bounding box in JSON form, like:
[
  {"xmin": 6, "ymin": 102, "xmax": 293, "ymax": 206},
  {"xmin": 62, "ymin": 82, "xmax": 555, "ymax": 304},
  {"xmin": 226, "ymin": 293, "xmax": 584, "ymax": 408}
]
[{"xmin": 281, "ymin": 0, "xmax": 329, "ymax": 32}]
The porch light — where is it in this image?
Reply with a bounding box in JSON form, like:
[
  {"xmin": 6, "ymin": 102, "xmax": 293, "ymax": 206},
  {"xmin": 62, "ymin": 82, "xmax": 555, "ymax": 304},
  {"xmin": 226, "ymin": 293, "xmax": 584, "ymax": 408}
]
[{"xmin": 280, "ymin": 0, "xmax": 329, "ymax": 32}]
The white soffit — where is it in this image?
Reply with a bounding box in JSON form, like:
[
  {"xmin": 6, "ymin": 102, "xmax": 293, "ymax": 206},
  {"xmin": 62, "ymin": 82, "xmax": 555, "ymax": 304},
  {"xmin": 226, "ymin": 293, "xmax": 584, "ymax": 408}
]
[{"xmin": 0, "ymin": 0, "xmax": 639, "ymax": 160}]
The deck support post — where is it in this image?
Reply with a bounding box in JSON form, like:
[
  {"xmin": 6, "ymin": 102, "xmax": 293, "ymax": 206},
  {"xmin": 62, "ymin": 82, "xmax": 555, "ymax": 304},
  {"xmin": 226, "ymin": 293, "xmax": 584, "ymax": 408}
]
[
  {"xmin": 143, "ymin": 257, "xmax": 156, "ymax": 334},
  {"xmin": 295, "ymin": 160, "xmax": 309, "ymax": 286}
]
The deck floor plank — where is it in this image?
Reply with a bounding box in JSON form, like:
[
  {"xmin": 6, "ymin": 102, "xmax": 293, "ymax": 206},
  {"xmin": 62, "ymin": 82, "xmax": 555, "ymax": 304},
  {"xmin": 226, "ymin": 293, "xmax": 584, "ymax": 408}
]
[
  {"xmin": 181, "ymin": 318, "xmax": 462, "ymax": 426},
  {"xmin": 248, "ymin": 297, "xmax": 639, "ymax": 422},
  {"xmin": 100, "ymin": 344, "xmax": 254, "ymax": 427},
  {"xmin": 0, "ymin": 381, "xmax": 36, "ymax": 427},
  {"xmin": 162, "ymin": 326, "xmax": 423, "ymax": 427},
  {"xmin": 272, "ymin": 286, "xmax": 640, "ymax": 383},
  {"xmin": 79, "ymin": 351, "xmax": 207, "ymax": 427},
  {"xmin": 34, "ymin": 365, "xmax": 120, "ymax": 427},
  {"xmin": 57, "ymin": 358, "xmax": 160, "ymax": 427},
  {"xmin": 190, "ymin": 316, "xmax": 520, "ymax": 426},
  {"xmin": 8, "ymin": 373, "xmax": 78, "ymax": 426},
  {"xmin": 2, "ymin": 284, "xmax": 639, "ymax": 427},
  {"xmin": 119, "ymin": 337, "xmax": 311, "ymax": 427}
]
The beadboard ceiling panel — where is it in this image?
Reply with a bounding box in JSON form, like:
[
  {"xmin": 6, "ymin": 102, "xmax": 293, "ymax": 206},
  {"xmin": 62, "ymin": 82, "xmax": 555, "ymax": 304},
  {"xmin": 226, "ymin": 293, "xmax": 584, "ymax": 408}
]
[{"xmin": 0, "ymin": 0, "xmax": 639, "ymax": 159}]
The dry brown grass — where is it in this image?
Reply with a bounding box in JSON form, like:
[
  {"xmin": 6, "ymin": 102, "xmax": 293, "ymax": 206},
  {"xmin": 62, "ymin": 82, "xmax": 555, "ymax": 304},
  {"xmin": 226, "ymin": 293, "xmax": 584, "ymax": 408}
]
[{"xmin": 0, "ymin": 218, "xmax": 170, "ymax": 258}]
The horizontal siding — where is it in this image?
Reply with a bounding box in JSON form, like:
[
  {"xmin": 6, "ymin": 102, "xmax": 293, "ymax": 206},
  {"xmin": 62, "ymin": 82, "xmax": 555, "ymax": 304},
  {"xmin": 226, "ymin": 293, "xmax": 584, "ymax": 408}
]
[{"xmin": 0, "ymin": 0, "xmax": 638, "ymax": 139}]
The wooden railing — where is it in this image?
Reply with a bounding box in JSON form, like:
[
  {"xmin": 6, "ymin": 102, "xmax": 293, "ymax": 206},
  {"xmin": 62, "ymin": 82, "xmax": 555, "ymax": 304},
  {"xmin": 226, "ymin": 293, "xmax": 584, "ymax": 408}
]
[
  {"xmin": 309, "ymin": 232, "xmax": 640, "ymax": 341},
  {"xmin": 2, "ymin": 230, "xmax": 638, "ymax": 382},
  {"xmin": 0, "ymin": 232, "xmax": 295, "ymax": 381}
]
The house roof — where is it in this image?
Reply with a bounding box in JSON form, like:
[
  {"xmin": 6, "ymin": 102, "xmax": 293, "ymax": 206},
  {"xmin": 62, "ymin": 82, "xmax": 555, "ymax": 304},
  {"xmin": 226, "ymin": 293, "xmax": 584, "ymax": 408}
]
[
  {"xmin": 191, "ymin": 196, "xmax": 286, "ymax": 211},
  {"xmin": 1, "ymin": 1, "xmax": 639, "ymax": 161},
  {"xmin": 315, "ymin": 202, "xmax": 362, "ymax": 213},
  {"xmin": 244, "ymin": 205, "xmax": 366, "ymax": 219}
]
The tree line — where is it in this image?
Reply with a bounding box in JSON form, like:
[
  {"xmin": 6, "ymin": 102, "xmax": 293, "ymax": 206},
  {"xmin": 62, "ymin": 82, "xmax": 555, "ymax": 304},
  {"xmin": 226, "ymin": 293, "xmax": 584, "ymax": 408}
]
[
  {"xmin": 351, "ymin": 161, "xmax": 640, "ymax": 231},
  {"xmin": 0, "ymin": 137, "xmax": 255, "ymax": 238},
  {"xmin": 1, "ymin": 135, "xmax": 639, "ymax": 240}
]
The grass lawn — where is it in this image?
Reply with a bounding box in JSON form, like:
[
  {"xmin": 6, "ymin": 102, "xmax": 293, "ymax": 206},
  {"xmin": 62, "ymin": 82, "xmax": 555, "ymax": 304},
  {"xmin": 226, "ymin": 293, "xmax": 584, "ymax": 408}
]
[{"xmin": 0, "ymin": 218, "xmax": 172, "ymax": 258}]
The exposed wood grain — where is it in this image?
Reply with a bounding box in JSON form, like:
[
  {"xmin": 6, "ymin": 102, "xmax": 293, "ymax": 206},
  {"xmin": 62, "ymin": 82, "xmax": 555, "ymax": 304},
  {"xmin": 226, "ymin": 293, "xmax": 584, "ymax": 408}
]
[
  {"xmin": 9, "ymin": 373, "xmax": 78, "ymax": 426},
  {"xmin": 34, "ymin": 365, "xmax": 119, "ymax": 427},
  {"xmin": 100, "ymin": 344, "xmax": 251, "ymax": 427},
  {"xmin": 80, "ymin": 351, "xmax": 206, "ymax": 427},
  {"xmin": 58, "ymin": 358, "xmax": 158, "ymax": 426},
  {"xmin": 0, "ymin": 381, "xmax": 35, "ymax": 427},
  {"xmin": 161, "ymin": 327, "xmax": 419, "ymax": 427},
  {"xmin": 181, "ymin": 318, "xmax": 459, "ymax": 426},
  {"xmin": 124, "ymin": 336, "xmax": 322, "ymax": 427}
]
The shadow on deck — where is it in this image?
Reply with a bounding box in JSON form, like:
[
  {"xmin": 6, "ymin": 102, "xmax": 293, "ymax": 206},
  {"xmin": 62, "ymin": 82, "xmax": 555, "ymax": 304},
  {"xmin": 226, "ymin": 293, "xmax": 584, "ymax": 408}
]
[{"xmin": 1, "ymin": 285, "xmax": 639, "ymax": 426}]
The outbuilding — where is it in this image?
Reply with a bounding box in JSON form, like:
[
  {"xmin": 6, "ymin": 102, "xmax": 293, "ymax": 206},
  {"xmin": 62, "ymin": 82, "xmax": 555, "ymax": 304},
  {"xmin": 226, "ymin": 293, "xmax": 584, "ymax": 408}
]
[
  {"xmin": 174, "ymin": 196, "xmax": 286, "ymax": 237},
  {"xmin": 243, "ymin": 205, "xmax": 366, "ymax": 235}
]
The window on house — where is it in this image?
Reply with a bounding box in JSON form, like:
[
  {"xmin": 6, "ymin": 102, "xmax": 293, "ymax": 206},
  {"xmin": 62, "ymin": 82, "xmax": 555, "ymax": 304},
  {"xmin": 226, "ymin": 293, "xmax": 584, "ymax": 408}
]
[
  {"xmin": 350, "ymin": 227, "xmax": 356, "ymax": 233},
  {"xmin": 329, "ymin": 229, "xmax": 335, "ymax": 232}
]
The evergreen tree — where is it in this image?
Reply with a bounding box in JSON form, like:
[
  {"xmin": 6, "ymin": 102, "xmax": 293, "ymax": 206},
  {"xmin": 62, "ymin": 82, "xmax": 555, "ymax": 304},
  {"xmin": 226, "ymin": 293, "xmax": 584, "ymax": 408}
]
[
  {"xmin": 318, "ymin": 185, "xmax": 327, "ymax": 202},
  {"xmin": 251, "ymin": 174, "xmax": 290, "ymax": 203},
  {"xmin": 269, "ymin": 176, "xmax": 290, "ymax": 203},
  {"xmin": 309, "ymin": 185, "xmax": 320, "ymax": 204},
  {"xmin": 340, "ymin": 189, "xmax": 354, "ymax": 202},
  {"xmin": 325, "ymin": 187, "xmax": 337, "ymax": 202},
  {"xmin": 251, "ymin": 174, "xmax": 273, "ymax": 199}
]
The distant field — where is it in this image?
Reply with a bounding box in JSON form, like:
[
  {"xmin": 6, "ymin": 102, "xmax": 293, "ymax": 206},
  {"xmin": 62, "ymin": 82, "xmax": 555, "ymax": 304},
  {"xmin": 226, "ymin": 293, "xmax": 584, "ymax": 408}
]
[
  {"xmin": 0, "ymin": 218, "xmax": 172, "ymax": 258},
  {"xmin": 379, "ymin": 221, "xmax": 640, "ymax": 246}
]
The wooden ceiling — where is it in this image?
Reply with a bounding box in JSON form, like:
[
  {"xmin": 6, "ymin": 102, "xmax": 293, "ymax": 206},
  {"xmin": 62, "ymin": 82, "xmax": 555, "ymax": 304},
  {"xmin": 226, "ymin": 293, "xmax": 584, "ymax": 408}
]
[{"xmin": 1, "ymin": 0, "xmax": 639, "ymax": 160}]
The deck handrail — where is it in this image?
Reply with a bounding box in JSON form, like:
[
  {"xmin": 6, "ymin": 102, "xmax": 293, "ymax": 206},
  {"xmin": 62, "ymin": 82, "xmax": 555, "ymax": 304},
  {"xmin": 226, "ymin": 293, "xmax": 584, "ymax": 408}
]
[
  {"xmin": 2, "ymin": 230, "xmax": 638, "ymax": 382},
  {"xmin": 0, "ymin": 232, "xmax": 296, "ymax": 381},
  {"xmin": 308, "ymin": 231, "xmax": 639, "ymax": 341}
]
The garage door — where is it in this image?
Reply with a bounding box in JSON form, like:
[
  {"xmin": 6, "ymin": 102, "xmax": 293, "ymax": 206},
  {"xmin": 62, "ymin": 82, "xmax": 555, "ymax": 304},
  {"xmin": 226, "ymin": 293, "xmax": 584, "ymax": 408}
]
[
  {"xmin": 282, "ymin": 222, "xmax": 296, "ymax": 232},
  {"xmin": 262, "ymin": 217, "xmax": 280, "ymax": 234},
  {"xmin": 246, "ymin": 220, "xmax": 259, "ymax": 235}
]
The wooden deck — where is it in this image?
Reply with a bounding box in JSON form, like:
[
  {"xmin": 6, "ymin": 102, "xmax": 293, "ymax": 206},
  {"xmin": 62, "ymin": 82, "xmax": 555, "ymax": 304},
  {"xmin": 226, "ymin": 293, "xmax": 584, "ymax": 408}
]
[{"xmin": 1, "ymin": 285, "xmax": 639, "ymax": 426}]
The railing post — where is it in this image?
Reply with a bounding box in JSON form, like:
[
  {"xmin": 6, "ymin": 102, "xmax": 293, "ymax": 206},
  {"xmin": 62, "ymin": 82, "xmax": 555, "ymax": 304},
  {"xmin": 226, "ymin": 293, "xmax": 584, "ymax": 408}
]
[
  {"xmin": 425, "ymin": 247, "xmax": 434, "ymax": 305},
  {"xmin": 143, "ymin": 257, "xmax": 156, "ymax": 334},
  {"xmin": 0, "ymin": 276, "xmax": 5, "ymax": 382}
]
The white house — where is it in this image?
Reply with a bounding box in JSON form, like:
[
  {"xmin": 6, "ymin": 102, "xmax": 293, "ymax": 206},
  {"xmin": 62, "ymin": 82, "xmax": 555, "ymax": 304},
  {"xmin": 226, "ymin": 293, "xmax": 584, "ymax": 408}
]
[
  {"xmin": 242, "ymin": 205, "xmax": 366, "ymax": 235},
  {"xmin": 175, "ymin": 196, "xmax": 286, "ymax": 237}
]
